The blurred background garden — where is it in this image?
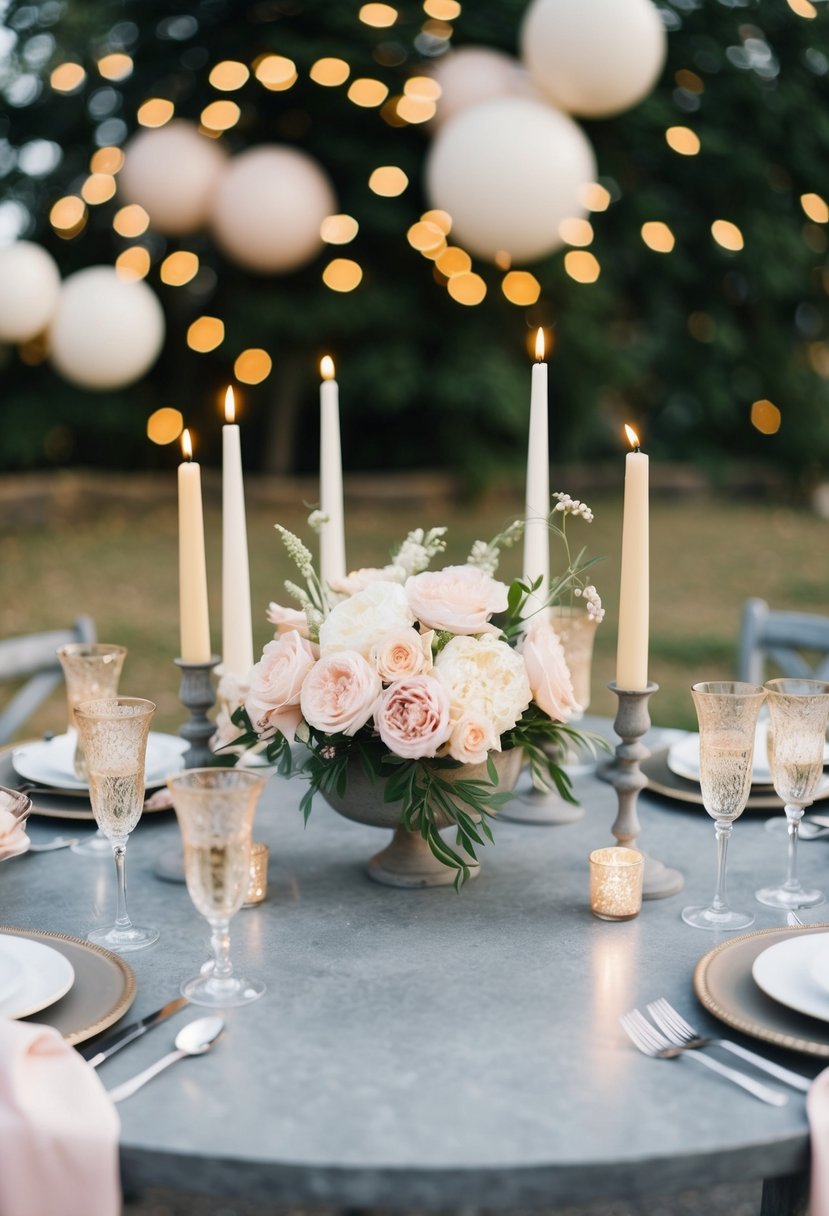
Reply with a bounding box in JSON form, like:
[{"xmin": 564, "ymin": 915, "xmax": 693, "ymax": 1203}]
[{"xmin": 1, "ymin": 0, "xmax": 828, "ymax": 736}]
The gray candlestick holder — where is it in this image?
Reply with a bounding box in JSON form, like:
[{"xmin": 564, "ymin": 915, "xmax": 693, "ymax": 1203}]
[
  {"xmin": 608, "ymin": 680, "xmax": 683, "ymax": 900},
  {"xmin": 176, "ymin": 655, "xmax": 220, "ymax": 769}
]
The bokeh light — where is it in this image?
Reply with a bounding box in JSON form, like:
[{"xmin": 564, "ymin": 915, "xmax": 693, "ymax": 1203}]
[
  {"xmin": 502, "ymin": 271, "xmax": 541, "ymax": 306},
  {"xmin": 160, "ymin": 252, "xmax": 199, "ymax": 286},
  {"xmin": 310, "ymin": 58, "xmax": 350, "ymax": 86},
  {"xmin": 665, "ymin": 126, "xmax": 700, "ymax": 155},
  {"xmin": 564, "ymin": 251, "xmax": 601, "ymax": 283},
  {"xmin": 369, "ymin": 166, "xmax": 408, "ymax": 196},
  {"xmin": 234, "ymin": 349, "xmax": 273, "ymax": 383},
  {"xmin": 750, "ymin": 399, "xmax": 781, "ymax": 434},
  {"xmin": 137, "ymin": 98, "xmax": 175, "ymax": 127},
  {"xmin": 90, "ymin": 146, "xmax": 124, "ymax": 174},
  {"xmin": 348, "ymin": 78, "xmax": 389, "ymax": 106},
  {"xmin": 435, "ymin": 246, "xmax": 470, "ymax": 276},
  {"xmin": 254, "ymin": 55, "xmax": 297, "ymax": 91},
  {"xmin": 200, "ymin": 100, "xmax": 241, "ymax": 131},
  {"xmin": 147, "ymin": 408, "xmax": 184, "ymax": 445},
  {"xmin": 115, "ymin": 246, "xmax": 151, "ymax": 281},
  {"xmin": 320, "ymin": 214, "xmax": 360, "ymax": 244},
  {"xmin": 558, "ymin": 218, "xmax": 594, "ymax": 246},
  {"xmin": 113, "ymin": 203, "xmax": 150, "ymax": 237},
  {"xmin": 801, "ymin": 193, "xmax": 829, "ymax": 223},
  {"xmin": 50, "ymin": 63, "xmax": 86, "ymax": 93},
  {"xmin": 209, "ymin": 61, "xmax": 250, "ymax": 91},
  {"xmin": 423, "ymin": 0, "xmax": 461, "ymax": 16},
  {"xmin": 322, "ymin": 259, "xmax": 363, "ymax": 291},
  {"xmin": 81, "ymin": 173, "xmax": 117, "ymax": 205},
  {"xmin": 711, "ymin": 219, "xmax": 744, "ymax": 251},
  {"xmin": 359, "ymin": 3, "xmax": 398, "ymax": 26},
  {"xmin": 579, "ymin": 183, "xmax": 611, "ymax": 212},
  {"xmin": 98, "ymin": 53, "xmax": 133, "ymax": 81},
  {"xmin": 641, "ymin": 221, "xmax": 675, "ymax": 252},
  {"xmin": 187, "ymin": 316, "xmax": 225, "ymax": 352},
  {"xmin": 447, "ymin": 273, "xmax": 486, "ymax": 305},
  {"xmin": 50, "ymin": 195, "xmax": 86, "ymax": 237}
]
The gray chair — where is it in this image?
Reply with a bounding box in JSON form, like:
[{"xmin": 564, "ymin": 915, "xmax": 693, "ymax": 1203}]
[
  {"xmin": 0, "ymin": 616, "xmax": 96, "ymax": 745},
  {"xmin": 737, "ymin": 597, "xmax": 829, "ymax": 685}
]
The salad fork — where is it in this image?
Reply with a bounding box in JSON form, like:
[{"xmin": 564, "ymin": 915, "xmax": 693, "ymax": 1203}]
[
  {"xmin": 646, "ymin": 997, "xmax": 811, "ymax": 1093},
  {"xmin": 620, "ymin": 1008, "xmax": 788, "ymax": 1105}
]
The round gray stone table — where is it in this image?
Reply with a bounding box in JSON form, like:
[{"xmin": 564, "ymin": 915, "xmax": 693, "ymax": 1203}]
[{"xmin": 5, "ymin": 724, "xmax": 821, "ymax": 1213}]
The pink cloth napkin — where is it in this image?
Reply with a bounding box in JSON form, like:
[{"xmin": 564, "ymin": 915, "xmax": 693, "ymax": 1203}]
[
  {"xmin": 809, "ymin": 1066, "xmax": 829, "ymax": 1215},
  {"xmin": 0, "ymin": 808, "xmax": 29, "ymax": 861},
  {"xmin": 0, "ymin": 1018, "xmax": 121, "ymax": 1216}
]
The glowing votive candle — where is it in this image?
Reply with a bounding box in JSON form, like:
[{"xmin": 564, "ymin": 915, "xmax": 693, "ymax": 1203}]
[{"xmin": 589, "ymin": 847, "xmax": 644, "ymax": 921}]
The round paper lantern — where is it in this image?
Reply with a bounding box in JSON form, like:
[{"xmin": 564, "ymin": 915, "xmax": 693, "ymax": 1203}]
[
  {"xmin": 119, "ymin": 120, "xmax": 227, "ymax": 235},
  {"xmin": 425, "ymin": 97, "xmax": 596, "ymax": 264},
  {"xmin": 49, "ymin": 267, "xmax": 165, "ymax": 390},
  {"xmin": 520, "ymin": 0, "xmax": 667, "ymax": 119},
  {"xmin": 430, "ymin": 47, "xmax": 535, "ymax": 128},
  {"xmin": 209, "ymin": 145, "xmax": 336, "ymax": 274},
  {"xmin": 0, "ymin": 242, "xmax": 61, "ymax": 342}
]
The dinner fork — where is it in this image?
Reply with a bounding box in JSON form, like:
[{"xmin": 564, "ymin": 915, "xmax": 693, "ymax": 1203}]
[
  {"xmin": 620, "ymin": 1009, "xmax": 788, "ymax": 1105},
  {"xmin": 646, "ymin": 997, "xmax": 811, "ymax": 1093}
]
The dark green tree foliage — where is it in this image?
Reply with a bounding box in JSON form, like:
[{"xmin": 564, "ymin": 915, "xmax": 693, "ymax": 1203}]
[{"xmin": 1, "ymin": 0, "xmax": 828, "ymax": 484}]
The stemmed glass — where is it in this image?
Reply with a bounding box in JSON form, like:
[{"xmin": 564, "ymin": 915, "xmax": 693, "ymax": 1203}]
[
  {"xmin": 166, "ymin": 768, "xmax": 268, "ymax": 1007},
  {"xmin": 756, "ymin": 678, "xmax": 829, "ymax": 910},
  {"xmin": 682, "ymin": 681, "xmax": 766, "ymax": 931},
  {"xmin": 74, "ymin": 697, "xmax": 158, "ymax": 952},
  {"xmin": 57, "ymin": 643, "xmax": 127, "ymax": 858}
]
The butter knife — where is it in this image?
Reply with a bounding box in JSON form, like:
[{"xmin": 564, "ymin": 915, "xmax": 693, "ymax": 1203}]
[{"xmin": 78, "ymin": 996, "xmax": 189, "ymax": 1067}]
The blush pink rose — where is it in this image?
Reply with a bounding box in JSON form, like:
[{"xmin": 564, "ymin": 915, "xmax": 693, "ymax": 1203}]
[
  {"xmin": 371, "ymin": 628, "xmax": 434, "ymax": 682},
  {"xmin": 0, "ymin": 808, "xmax": 29, "ymax": 861},
  {"xmin": 245, "ymin": 632, "xmax": 318, "ymax": 741},
  {"xmin": 374, "ymin": 675, "xmax": 452, "ymax": 759},
  {"xmin": 266, "ymin": 602, "xmax": 310, "ymax": 638},
  {"xmin": 405, "ymin": 565, "xmax": 509, "ymax": 635},
  {"xmin": 328, "ymin": 566, "xmax": 405, "ymax": 595},
  {"xmin": 446, "ymin": 714, "xmax": 500, "ymax": 765},
  {"xmin": 300, "ymin": 650, "xmax": 382, "ymax": 736},
  {"xmin": 518, "ymin": 617, "xmax": 581, "ymax": 722}
]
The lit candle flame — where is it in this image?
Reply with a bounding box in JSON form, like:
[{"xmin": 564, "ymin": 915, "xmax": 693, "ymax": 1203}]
[
  {"xmin": 320, "ymin": 355, "xmax": 335, "ymax": 381},
  {"xmin": 182, "ymin": 428, "xmax": 193, "ymax": 461},
  {"xmin": 224, "ymin": 385, "xmax": 235, "ymax": 424},
  {"xmin": 534, "ymin": 328, "xmax": 545, "ymax": 362},
  {"xmin": 624, "ymin": 424, "xmax": 640, "ymax": 451}
]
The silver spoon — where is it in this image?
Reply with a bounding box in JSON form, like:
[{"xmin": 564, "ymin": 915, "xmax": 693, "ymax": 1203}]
[{"xmin": 106, "ymin": 1016, "xmax": 224, "ymax": 1103}]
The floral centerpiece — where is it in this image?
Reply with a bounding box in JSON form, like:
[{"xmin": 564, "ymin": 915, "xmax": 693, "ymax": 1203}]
[{"xmin": 230, "ymin": 497, "xmax": 606, "ymax": 888}]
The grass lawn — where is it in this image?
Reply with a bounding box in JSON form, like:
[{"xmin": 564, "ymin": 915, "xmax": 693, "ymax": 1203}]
[{"xmin": 2, "ymin": 476, "xmax": 827, "ymax": 741}]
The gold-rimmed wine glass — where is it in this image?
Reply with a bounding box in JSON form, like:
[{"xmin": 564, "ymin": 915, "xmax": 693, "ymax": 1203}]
[
  {"xmin": 682, "ymin": 681, "xmax": 766, "ymax": 931},
  {"xmin": 74, "ymin": 696, "xmax": 158, "ymax": 952},
  {"xmin": 756, "ymin": 678, "xmax": 829, "ymax": 910}
]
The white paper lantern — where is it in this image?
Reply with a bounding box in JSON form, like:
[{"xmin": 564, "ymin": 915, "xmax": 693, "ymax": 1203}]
[
  {"xmin": 520, "ymin": 0, "xmax": 667, "ymax": 119},
  {"xmin": 119, "ymin": 120, "xmax": 227, "ymax": 235},
  {"xmin": 209, "ymin": 146, "xmax": 336, "ymax": 274},
  {"xmin": 425, "ymin": 97, "xmax": 596, "ymax": 264},
  {"xmin": 0, "ymin": 242, "xmax": 61, "ymax": 342},
  {"xmin": 430, "ymin": 47, "xmax": 535, "ymax": 128},
  {"xmin": 49, "ymin": 266, "xmax": 165, "ymax": 390}
]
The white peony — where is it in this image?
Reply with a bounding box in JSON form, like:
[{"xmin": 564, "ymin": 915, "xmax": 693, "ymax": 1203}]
[
  {"xmin": 434, "ymin": 634, "xmax": 532, "ymax": 736},
  {"xmin": 319, "ymin": 580, "xmax": 414, "ymax": 659}
]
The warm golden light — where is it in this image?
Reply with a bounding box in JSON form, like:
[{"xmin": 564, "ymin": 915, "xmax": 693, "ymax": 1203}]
[
  {"xmin": 320, "ymin": 355, "xmax": 335, "ymax": 381},
  {"xmin": 675, "ymin": 68, "xmax": 704, "ymax": 93},
  {"xmin": 201, "ymin": 100, "xmax": 241, "ymax": 130},
  {"xmin": 751, "ymin": 398, "xmax": 782, "ymax": 434},
  {"xmin": 711, "ymin": 219, "xmax": 744, "ymax": 251},
  {"xmin": 160, "ymin": 251, "xmax": 199, "ymax": 286},
  {"xmin": 534, "ymin": 328, "xmax": 545, "ymax": 361},
  {"xmin": 368, "ymin": 166, "xmax": 408, "ymax": 196},
  {"xmin": 320, "ymin": 214, "xmax": 359, "ymax": 244},
  {"xmin": 81, "ymin": 173, "xmax": 117, "ymax": 205},
  {"xmin": 310, "ymin": 57, "xmax": 350, "ymax": 86},
  {"xmin": 407, "ymin": 221, "xmax": 444, "ymax": 253},
  {"xmin": 113, "ymin": 203, "xmax": 150, "ymax": 238},
  {"xmin": 395, "ymin": 95, "xmax": 436, "ymax": 123},
  {"xmin": 50, "ymin": 62, "xmax": 86, "ymax": 93},
  {"xmin": 182, "ymin": 428, "xmax": 193, "ymax": 460},
  {"xmin": 558, "ymin": 217, "xmax": 594, "ymax": 246},
  {"xmin": 422, "ymin": 18, "xmax": 454, "ymax": 37},
  {"xmin": 115, "ymin": 246, "xmax": 151, "ymax": 281},
  {"xmin": 564, "ymin": 250, "xmax": 601, "ymax": 283},
  {"xmin": 359, "ymin": 3, "xmax": 398, "ymax": 26},
  {"xmin": 423, "ymin": 0, "xmax": 461, "ymax": 16},
  {"xmin": 421, "ymin": 208, "xmax": 452, "ymax": 234},
  {"xmin": 137, "ymin": 98, "xmax": 175, "ymax": 127},
  {"xmin": 209, "ymin": 60, "xmax": 250, "ymax": 91},
  {"xmin": 147, "ymin": 407, "xmax": 183, "ymax": 445},
  {"xmin": 665, "ymin": 126, "xmax": 700, "ymax": 155},
  {"xmin": 501, "ymin": 272, "xmax": 540, "ymax": 307},
  {"xmin": 641, "ymin": 221, "xmax": 675, "ymax": 253},
  {"xmin": 580, "ymin": 183, "xmax": 611, "ymax": 212},
  {"xmin": 447, "ymin": 272, "xmax": 486, "ymax": 305},
  {"xmin": 348, "ymin": 78, "xmax": 389, "ymax": 107},
  {"xmin": 787, "ymin": 0, "xmax": 817, "ymax": 17},
  {"xmin": 404, "ymin": 75, "xmax": 441, "ymax": 100},
  {"xmin": 50, "ymin": 195, "xmax": 86, "ymax": 236},
  {"xmin": 625, "ymin": 424, "xmax": 640, "ymax": 451},
  {"xmin": 254, "ymin": 55, "xmax": 297, "ymax": 90},
  {"xmin": 234, "ymin": 349, "xmax": 272, "ymax": 384},
  {"xmin": 801, "ymin": 192, "xmax": 829, "ymax": 223},
  {"xmin": 322, "ymin": 259, "xmax": 363, "ymax": 292},
  {"xmin": 90, "ymin": 146, "xmax": 124, "ymax": 175},
  {"xmin": 187, "ymin": 316, "xmax": 225, "ymax": 353},
  {"xmin": 225, "ymin": 386, "xmax": 236, "ymax": 423},
  {"xmin": 435, "ymin": 246, "xmax": 470, "ymax": 277},
  {"xmin": 98, "ymin": 53, "xmax": 133, "ymax": 81}
]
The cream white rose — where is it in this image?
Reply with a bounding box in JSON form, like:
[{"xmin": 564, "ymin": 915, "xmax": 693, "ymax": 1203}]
[
  {"xmin": 518, "ymin": 616, "xmax": 580, "ymax": 722},
  {"xmin": 435, "ymin": 634, "xmax": 531, "ymax": 735},
  {"xmin": 300, "ymin": 650, "xmax": 382, "ymax": 736},
  {"xmin": 319, "ymin": 580, "xmax": 414, "ymax": 658},
  {"xmin": 405, "ymin": 565, "xmax": 509, "ymax": 635},
  {"xmin": 371, "ymin": 628, "xmax": 434, "ymax": 682},
  {"xmin": 446, "ymin": 713, "xmax": 500, "ymax": 765}
]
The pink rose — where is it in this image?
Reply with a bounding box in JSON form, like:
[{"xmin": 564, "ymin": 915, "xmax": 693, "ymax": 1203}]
[
  {"xmin": 245, "ymin": 632, "xmax": 318, "ymax": 741},
  {"xmin": 519, "ymin": 617, "xmax": 581, "ymax": 722},
  {"xmin": 446, "ymin": 714, "xmax": 499, "ymax": 765},
  {"xmin": 405, "ymin": 565, "xmax": 509, "ymax": 635},
  {"xmin": 371, "ymin": 628, "xmax": 434, "ymax": 682},
  {"xmin": 0, "ymin": 807, "xmax": 29, "ymax": 861},
  {"xmin": 328, "ymin": 566, "xmax": 405, "ymax": 595},
  {"xmin": 266, "ymin": 602, "xmax": 310, "ymax": 638},
  {"xmin": 375, "ymin": 675, "xmax": 452, "ymax": 759},
  {"xmin": 300, "ymin": 650, "xmax": 382, "ymax": 736}
]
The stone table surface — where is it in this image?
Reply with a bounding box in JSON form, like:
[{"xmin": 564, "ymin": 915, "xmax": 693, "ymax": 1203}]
[{"xmin": 3, "ymin": 724, "xmax": 824, "ymax": 1209}]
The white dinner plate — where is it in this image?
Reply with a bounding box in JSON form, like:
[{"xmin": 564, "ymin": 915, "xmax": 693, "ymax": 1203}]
[
  {"xmin": 667, "ymin": 725, "xmax": 829, "ymax": 786},
  {"xmin": 752, "ymin": 931, "xmax": 829, "ymax": 1023},
  {"xmin": 12, "ymin": 732, "xmax": 188, "ymax": 793},
  {"xmin": 0, "ymin": 946, "xmax": 23, "ymax": 1005},
  {"xmin": 0, "ymin": 935, "xmax": 75, "ymax": 1019}
]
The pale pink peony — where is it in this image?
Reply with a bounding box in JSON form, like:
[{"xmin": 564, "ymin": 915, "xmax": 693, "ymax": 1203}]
[
  {"xmin": 300, "ymin": 650, "xmax": 382, "ymax": 736},
  {"xmin": 434, "ymin": 634, "xmax": 531, "ymax": 735},
  {"xmin": 371, "ymin": 628, "xmax": 434, "ymax": 682},
  {"xmin": 374, "ymin": 675, "xmax": 452, "ymax": 759},
  {"xmin": 328, "ymin": 566, "xmax": 405, "ymax": 595},
  {"xmin": 319, "ymin": 581, "xmax": 414, "ymax": 658},
  {"xmin": 446, "ymin": 713, "xmax": 500, "ymax": 765},
  {"xmin": 405, "ymin": 565, "xmax": 509, "ymax": 635},
  {"xmin": 0, "ymin": 808, "xmax": 29, "ymax": 861},
  {"xmin": 245, "ymin": 632, "xmax": 318, "ymax": 741},
  {"xmin": 266, "ymin": 602, "xmax": 310, "ymax": 638},
  {"xmin": 519, "ymin": 616, "xmax": 581, "ymax": 722}
]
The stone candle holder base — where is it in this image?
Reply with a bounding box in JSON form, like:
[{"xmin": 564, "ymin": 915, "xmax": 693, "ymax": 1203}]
[{"xmin": 176, "ymin": 655, "xmax": 220, "ymax": 769}]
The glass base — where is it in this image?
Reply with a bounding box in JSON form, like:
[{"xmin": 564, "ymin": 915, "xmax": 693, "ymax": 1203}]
[
  {"xmin": 88, "ymin": 923, "xmax": 160, "ymax": 952},
  {"xmin": 681, "ymin": 904, "xmax": 755, "ymax": 931},
  {"xmin": 71, "ymin": 830, "xmax": 112, "ymax": 857},
  {"xmin": 755, "ymin": 884, "xmax": 825, "ymax": 910},
  {"xmin": 181, "ymin": 970, "xmax": 265, "ymax": 1008}
]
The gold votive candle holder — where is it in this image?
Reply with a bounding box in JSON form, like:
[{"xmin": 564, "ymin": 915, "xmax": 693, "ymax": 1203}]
[
  {"xmin": 243, "ymin": 841, "xmax": 269, "ymax": 907},
  {"xmin": 589, "ymin": 846, "xmax": 644, "ymax": 921}
]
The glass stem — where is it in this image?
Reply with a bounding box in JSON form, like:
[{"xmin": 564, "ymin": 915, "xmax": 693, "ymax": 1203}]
[
  {"xmin": 711, "ymin": 820, "xmax": 732, "ymax": 913},
  {"xmin": 112, "ymin": 841, "xmax": 132, "ymax": 929},
  {"xmin": 209, "ymin": 918, "xmax": 233, "ymax": 980},
  {"xmin": 784, "ymin": 805, "xmax": 804, "ymax": 892}
]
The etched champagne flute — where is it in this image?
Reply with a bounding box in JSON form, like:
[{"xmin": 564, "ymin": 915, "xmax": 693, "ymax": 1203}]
[
  {"xmin": 167, "ymin": 768, "xmax": 268, "ymax": 1007},
  {"xmin": 74, "ymin": 697, "xmax": 158, "ymax": 952},
  {"xmin": 756, "ymin": 678, "xmax": 829, "ymax": 910},
  {"xmin": 682, "ymin": 681, "xmax": 766, "ymax": 931}
]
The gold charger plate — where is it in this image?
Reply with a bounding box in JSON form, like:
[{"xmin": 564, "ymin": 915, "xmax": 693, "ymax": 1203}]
[
  {"xmin": 0, "ymin": 926, "xmax": 136, "ymax": 1045},
  {"xmin": 694, "ymin": 924, "xmax": 829, "ymax": 1058},
  {"xmin": 642, "ymin": 747, "xmax": 795, "ymax": 812}
]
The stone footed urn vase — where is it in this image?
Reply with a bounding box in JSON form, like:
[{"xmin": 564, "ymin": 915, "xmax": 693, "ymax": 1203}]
[{"xmin": 318, "ymin": 748, "xmax": 524, "ymax": 888}]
